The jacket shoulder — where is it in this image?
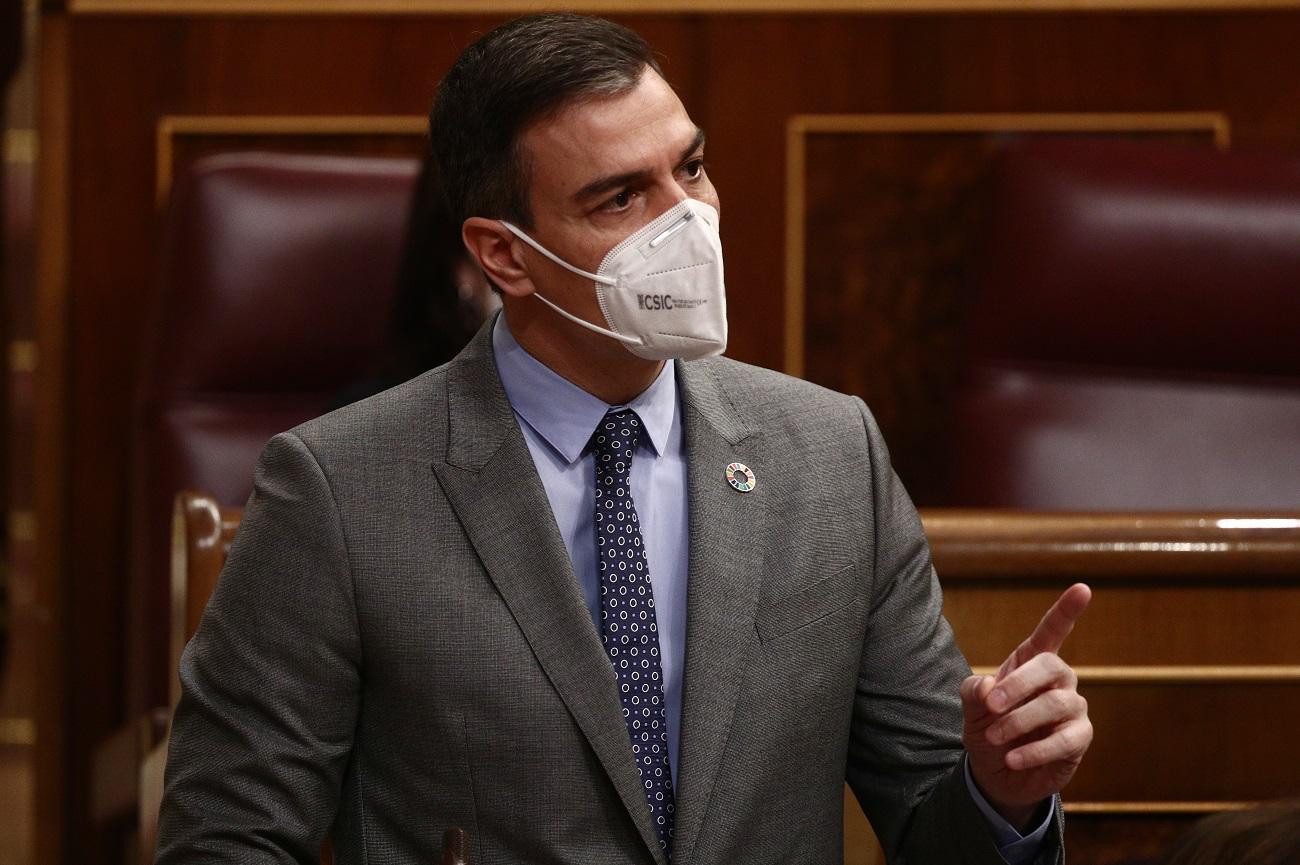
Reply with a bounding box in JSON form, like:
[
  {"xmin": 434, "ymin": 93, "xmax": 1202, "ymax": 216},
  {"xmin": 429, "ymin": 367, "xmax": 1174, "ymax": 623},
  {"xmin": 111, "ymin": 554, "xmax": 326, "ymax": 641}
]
[
  {"xmin": 283, "ymin": 364, "xmax": 452, "ymax": 466},
  {"xmin": 688, "ymin": 355, "xmax": 869, "ymax": 431}
]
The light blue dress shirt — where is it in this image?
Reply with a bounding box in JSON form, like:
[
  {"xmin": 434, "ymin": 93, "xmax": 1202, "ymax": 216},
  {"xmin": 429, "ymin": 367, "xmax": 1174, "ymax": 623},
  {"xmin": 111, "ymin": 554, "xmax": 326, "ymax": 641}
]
[
  {"xmin": 491, "ymin": 313, "xmax": 1051, "ymax": 862},
  {"xmin": 493, "ymin": 314, "xmax": 689, "ymax": 785}
]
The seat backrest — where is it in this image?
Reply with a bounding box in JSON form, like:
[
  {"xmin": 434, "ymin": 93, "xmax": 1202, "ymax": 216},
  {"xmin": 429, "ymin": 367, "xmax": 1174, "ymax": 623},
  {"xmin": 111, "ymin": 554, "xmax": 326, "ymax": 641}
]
[
  {"xmin": 946, "ymin": 138, "xmax": 1300, "ymax": 509},
  {"xmin": 129, "ymin": 152, "xmax": 422, "ymax": 713}
]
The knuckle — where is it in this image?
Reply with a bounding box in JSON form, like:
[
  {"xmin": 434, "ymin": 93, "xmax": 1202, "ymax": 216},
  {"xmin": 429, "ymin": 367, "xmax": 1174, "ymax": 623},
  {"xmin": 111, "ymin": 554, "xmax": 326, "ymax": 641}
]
[
  {"xmin": 1047, "ymin": 653, "xmax": 1070, "ymax": 676},
  {"xmin": 998, "ymin": 717, "xmax": 1021, "ymax": 740},
  {"xmin": 1059, "ymin": 725, "xmax": 1079, "ymax": 753},
  {"xmin": 1063, "ymin": 720, "xmax": 1093, "ymax": 756},
  {"xmin": 1023, "ymin": 741, "xmax": 1045, "ymax": 763}
]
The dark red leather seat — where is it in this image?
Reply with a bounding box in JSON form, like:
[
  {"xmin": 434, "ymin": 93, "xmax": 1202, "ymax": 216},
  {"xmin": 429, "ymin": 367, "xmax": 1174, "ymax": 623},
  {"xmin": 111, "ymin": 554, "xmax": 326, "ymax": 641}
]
[
  {"xmin": 128, "ymin": 152, "xmax": 421, "ymax": 711},
  {"xmin": 946, "ymin": 138, "xmax": 1300, "ymax": 509}
]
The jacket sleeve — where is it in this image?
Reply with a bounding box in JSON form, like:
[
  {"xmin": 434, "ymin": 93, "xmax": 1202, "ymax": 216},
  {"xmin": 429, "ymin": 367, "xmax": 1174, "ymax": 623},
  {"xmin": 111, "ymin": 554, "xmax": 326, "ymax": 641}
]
[
  {"xmin": 843, "ymin": 398, "xmax": 1064, "ymax": 864},
  {"xmin": 155, "ymin": 431, "xmax": 362, "ymax": 863}
]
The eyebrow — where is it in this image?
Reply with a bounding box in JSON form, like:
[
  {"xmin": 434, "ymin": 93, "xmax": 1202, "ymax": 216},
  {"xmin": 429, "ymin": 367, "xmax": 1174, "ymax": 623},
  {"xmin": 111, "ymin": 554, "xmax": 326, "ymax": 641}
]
[{"xmin": 573, "ymin": 127, "xmax": 707, "ymax": 205}]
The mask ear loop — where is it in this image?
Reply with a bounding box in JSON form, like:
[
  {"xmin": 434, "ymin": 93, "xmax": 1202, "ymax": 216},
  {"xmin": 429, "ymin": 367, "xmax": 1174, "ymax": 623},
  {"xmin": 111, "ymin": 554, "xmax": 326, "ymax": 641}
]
[
  {"xmin": 498, "ymin": 221, "xmax": 644, "ymax": 347},
  {"xmin": 499, "ymin": 222, "xmax": 617, "ymax": 286}
]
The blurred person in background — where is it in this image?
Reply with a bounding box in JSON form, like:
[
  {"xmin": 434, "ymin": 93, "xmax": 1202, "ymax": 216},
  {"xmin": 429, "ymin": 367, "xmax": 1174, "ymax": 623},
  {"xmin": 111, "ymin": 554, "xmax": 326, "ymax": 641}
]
[
  {"xmin": 334, "ymin": 155, "xmax": 498, "ymax": 409},
  {"xmin": 1160, "ymin": 801, "xmax": 1300, "ymax": 865}
]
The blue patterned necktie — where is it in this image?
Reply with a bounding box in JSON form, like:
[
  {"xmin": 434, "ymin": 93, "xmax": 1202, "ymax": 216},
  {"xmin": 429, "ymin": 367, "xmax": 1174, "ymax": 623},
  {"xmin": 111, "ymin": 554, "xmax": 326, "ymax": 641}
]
[{"xmin": 592, "ymin": 408, "xmax": 676, "ymax": 857}]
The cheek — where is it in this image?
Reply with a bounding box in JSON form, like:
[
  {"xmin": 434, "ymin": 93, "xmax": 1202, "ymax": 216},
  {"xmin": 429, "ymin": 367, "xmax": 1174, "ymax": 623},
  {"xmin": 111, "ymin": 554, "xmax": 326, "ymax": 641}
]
[{"xmin": 533, "ymin": 261, "xmax": 604, "ymax": 315}]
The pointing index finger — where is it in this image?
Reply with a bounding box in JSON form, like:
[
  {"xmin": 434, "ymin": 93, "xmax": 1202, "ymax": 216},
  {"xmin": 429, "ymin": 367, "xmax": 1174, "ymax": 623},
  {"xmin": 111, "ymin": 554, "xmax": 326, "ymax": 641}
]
[
  {"xmin": 996, "ymin": 583, "xmax": 1092, "ymax": 682},
  {"xmin": 1032, "ymin": 583, "xmax": 1092, "ymax": 653}
]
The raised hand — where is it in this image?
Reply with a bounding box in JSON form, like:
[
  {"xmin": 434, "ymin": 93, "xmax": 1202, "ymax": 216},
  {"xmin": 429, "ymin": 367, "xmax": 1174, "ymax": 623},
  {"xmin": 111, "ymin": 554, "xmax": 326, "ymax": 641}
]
[{"xmin": 960, "ymin": 583, "xmax": 1094, "ymax": 830}]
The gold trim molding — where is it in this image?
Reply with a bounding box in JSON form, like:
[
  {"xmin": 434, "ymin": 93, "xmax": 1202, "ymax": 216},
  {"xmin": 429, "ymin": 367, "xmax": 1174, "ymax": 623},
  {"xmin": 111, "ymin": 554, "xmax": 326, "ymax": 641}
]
[
  {"xmin": 4, "ymin": 129, "xmax": 37, "ymax": 165},
  {"xmin": 68, "ymin": 0, "xmax": 1300, "ymax": 15},
  {"xmin": 971, "ymin": 665, "xmax": 1300, "ymax": 684},
  {"xmin": 783, "ymin": 111, "xmax": 1231, "ymax": 378},
  {"xmin": 1064, "ymin": 801, "xmax": 1258, "ymax": 814},
  {"xmin": 9, "ymin": 510, "xmax": 37, "ymax": 543},
  {"xmin": 0, "ymin": 717, "xmax": 37, "ymax": 746},
  {"xmin": 9, "ymin": 340, "xmax": 38, "ymax": 372},
  {"xmin": 155, "ymin": 114, "xmax": 426, "ymax": 208}
]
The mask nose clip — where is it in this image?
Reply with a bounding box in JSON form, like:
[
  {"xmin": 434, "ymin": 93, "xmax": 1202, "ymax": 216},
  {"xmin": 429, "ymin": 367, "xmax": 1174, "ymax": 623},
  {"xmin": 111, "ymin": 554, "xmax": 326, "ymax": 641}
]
[{"xmin": 647, "ymin": 211, "xmax": 694, "ymax": 249}]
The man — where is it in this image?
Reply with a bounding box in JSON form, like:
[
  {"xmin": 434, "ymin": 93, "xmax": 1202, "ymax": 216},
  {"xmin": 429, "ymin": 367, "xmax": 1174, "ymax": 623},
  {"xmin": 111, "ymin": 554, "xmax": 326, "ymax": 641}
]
[{"xmin": 156, "ymin": 14, "xmax": 1092, "ymax": 864}]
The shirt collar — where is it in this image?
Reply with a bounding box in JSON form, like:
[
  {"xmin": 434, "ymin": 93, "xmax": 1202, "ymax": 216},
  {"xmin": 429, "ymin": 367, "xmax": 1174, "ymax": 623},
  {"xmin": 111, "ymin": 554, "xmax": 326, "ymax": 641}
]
[{"xmin": 492, "ymin": 312, "xmax": 678, "ymax": 466}]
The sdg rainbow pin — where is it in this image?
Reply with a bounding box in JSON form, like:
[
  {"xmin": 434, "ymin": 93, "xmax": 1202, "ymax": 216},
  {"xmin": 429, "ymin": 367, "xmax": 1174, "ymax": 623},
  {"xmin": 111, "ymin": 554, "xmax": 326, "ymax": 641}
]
[{"xmin": 725, "ymin": 462, "xmax": 756, "ymax": 493}]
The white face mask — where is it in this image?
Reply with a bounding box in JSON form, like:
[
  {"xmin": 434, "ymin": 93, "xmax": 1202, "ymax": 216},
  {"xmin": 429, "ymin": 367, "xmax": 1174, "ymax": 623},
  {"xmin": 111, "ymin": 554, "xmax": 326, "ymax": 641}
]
[{"xmin": 500, "ymin": 199, "xmax": 727, "ymax": 361}]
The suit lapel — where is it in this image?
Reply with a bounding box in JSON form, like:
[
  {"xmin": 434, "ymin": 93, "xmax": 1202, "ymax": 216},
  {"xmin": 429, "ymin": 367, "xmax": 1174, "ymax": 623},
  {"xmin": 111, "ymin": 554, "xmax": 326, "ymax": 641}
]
[
  {"xmin": 429, "ymin": 328, "xmax": 668, "ymax": 865},
  {"xmin": 670, "ymin": 360, "xmax": 768, "ymax": 865}
]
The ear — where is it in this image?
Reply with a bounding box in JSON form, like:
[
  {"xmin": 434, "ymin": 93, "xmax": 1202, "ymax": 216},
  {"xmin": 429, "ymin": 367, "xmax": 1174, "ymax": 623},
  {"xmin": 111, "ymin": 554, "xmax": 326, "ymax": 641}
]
[{"xmin": 462, "ymin": 217, "xmax": 536, "ymax": 298}]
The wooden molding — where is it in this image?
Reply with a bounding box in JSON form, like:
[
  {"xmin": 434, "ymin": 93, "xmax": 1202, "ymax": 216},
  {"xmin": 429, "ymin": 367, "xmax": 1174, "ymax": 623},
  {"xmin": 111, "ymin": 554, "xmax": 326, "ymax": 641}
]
[
  {"xmin": 921, "ymin": 510, "xmax": 1300, "ymax": 578},
  {"xmin": 1064, "ymin": 801, "xmax": 1259, "ymax": 814},
  {"xmin": 4, "ymin": 129, "xmax": 37, "ymax": 165},
  {"xmin": 8, "ymin": 510, "xmax": 37, "ymax": 543},
  {"xmin": 783, "ymin": 111, "xmax": 1230, "ymax": 378},
  {"xmin": 155, "ymin": 114, "xmax": 426, "ymax": 208},
  {"xmin": 67, "ymin": 0, "xmax": 1300, "ymax": 15},
  {"xmin": 34, "ymin": 14, "xmax": 73, "ymax": 865},
  {"xmin": 0, "ymin": 717, "xmax": 37, "ymax": 746},
  {"xmin": 9, "ymin": 339, "xmax": 38, "ymax": 372},
  {"xmin": 971, "ymin": 665, "xmax": 1300, "ymax": 684}
]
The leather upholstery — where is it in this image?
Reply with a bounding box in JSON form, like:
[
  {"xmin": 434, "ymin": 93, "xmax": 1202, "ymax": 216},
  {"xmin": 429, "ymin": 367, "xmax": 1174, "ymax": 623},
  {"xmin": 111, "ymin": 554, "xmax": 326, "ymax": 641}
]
[
  {"xmin": 947, "ymin": 138, "xmax": 1300, "ymax": 509},
  {"xmin": 129, "ymin": 152, "xmax": 420, "ymax": 711}
]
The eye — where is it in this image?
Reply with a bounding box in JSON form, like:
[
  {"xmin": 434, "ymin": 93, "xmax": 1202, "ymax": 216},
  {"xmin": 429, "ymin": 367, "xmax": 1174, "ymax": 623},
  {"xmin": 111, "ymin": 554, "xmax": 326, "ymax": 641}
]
[
  {"xmin": 603, "ymin": 189, "xmax": 636, "ymax": 212},
  {"xmin": 682, "ymin": 158, "xmax": 706, "ymax": 181}
]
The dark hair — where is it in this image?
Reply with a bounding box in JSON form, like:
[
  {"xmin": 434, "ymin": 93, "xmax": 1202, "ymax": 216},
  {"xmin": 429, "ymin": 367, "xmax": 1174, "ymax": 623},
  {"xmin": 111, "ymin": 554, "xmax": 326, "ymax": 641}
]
[
  {"xmin": 330, "ymin": 156, "xmax": 491, "ymax": 410},
  {"xmin": 429, "ymin": 13, "xmax": 662, "ymax": 228},
  {"xmin": 388, "ymin": 156, "xmax": 481, "ymax": 358},
  {"xmin": 1160, "ymin": 801, "xmax": 1300, "ymax": 865}
]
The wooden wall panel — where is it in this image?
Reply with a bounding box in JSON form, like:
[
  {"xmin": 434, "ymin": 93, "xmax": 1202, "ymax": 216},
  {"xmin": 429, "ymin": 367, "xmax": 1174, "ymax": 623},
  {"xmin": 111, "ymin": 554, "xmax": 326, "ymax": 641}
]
[
  {"xmin": 1065, "ymin": 814, "xmax": 1192, "ymax": 865},
  {"xmin": 945, "ymin": 583, "xmax": 1300, "ymax": 666},
  {"xmin": 1071, "ymin": 683, "xmax": 1299, "ymax": 802},
  {"xmin": 36, "ymin": 9, "xmax": 1300, "ymax": 865}
]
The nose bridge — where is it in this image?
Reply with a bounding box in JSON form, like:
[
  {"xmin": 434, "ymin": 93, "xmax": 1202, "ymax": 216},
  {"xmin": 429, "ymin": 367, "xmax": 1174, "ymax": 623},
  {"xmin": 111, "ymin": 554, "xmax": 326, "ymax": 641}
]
[
  {"xmin": 642, "ymin": 171, "xmax": 690, "ymax": 227},
  {"xmin": 632, "ymin": 153, "xmax": 703, "ymax": 231},
  {"xmin": 666, "ymin": 171, "xmax": 692, "ymax": 205}
]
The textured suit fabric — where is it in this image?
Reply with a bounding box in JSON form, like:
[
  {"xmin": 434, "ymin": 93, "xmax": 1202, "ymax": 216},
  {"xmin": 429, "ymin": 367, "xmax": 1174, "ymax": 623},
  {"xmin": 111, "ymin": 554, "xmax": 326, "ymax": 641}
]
[{"xmin": 156, "ymin": 321, "xmax": 1064, "ymax": 864}]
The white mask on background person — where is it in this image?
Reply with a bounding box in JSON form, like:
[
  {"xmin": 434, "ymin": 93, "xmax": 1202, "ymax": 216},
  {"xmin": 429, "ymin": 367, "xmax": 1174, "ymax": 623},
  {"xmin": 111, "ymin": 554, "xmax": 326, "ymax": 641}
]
[{"xmin": 500, "ymin": 198, "xmax": 727, "ymax": 361}]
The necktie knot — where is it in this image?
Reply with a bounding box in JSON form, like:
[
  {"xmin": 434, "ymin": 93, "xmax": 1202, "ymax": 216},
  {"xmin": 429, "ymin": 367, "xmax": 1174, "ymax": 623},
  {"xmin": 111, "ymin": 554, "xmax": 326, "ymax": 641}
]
[{"xmin": 593, "ymin": 409, "xmax": 643, "ymax": 478}]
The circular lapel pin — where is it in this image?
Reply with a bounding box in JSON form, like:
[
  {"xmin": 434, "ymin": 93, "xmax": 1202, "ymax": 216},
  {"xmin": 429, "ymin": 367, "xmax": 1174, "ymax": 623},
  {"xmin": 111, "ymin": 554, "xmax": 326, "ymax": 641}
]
[{"xmin": 725, "ymin": 462, "xmax": 756, "ymax": 493}]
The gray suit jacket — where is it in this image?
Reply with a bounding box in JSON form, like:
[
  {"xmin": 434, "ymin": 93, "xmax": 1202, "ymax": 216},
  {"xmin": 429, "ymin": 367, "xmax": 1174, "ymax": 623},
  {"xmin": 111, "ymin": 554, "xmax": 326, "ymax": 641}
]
[{"xmin": 156, "ymin": 323, "xmax": 1063, "ymax": 864}]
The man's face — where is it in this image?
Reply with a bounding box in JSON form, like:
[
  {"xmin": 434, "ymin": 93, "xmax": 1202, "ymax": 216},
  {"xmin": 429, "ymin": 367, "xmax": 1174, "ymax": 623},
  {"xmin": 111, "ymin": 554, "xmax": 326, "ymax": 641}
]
[{"xmin": 513, "ymin": 66, "xmax": 719, "ymax": 334}]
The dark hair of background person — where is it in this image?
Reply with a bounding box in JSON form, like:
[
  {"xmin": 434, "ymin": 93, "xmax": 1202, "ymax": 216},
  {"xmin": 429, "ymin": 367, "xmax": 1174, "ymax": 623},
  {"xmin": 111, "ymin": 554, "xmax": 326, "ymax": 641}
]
[
  {"xmin": 428, "ymin": 12, "xmax": 663, "ymax": 228},
  {"xmin": 331, "ymin": 156, "xmax": 494, "ymax": 410},
  {"xmin": 1159, "ymin": 801, "xmax": 1300, "ymax": 865}
]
